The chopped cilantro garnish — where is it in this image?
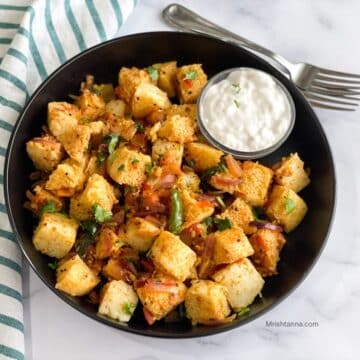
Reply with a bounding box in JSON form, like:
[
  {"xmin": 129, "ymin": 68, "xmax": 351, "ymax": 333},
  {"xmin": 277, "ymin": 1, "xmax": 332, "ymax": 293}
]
[
  {"xmin": 284, "ymin": 196, "xmax": 296, "ymax": 214},
  {"xmin": 131, "ymin": 157, "xmax": 139, "ymax": 164},
  {"xmin": 147, "ymin": 66, "xmax": 159, "ymax": 81},
  {"xmin": 201, "ymin": 163, "xmax": 227, "ymax": 180},
  {"xmin": 39, "ymin": 200, "xmax": 57, "ymax": 218},
  {"xmin": 252, "ymin": 207, "xmax": 265, "ymax": 220},
  {"xmin": 92, "ymin": 204, "xmax": 112, "ymax": 223},
  {"xmin": 203, "ymin": 217, "xmax": 213, "ymax": 228},
  {"xmin": 234, "ymin": 99, "xmax": 240, "ymax": 108},
  {"xmin": 90, "ymin": 87, "xmax": 101, "ymax": 96},
  {"xmin": 145, "ymin": 162, "xmax": 153, "ymax": 173},
  {"xmin": 187, "ymin": 159, "xmax": 196, "ymax": 168},
  {"xmin": 80, "ymin": 117, "xmax": 90, "ymax": 124},
  {"xmin": 135, "ymin": 122, "xmax": 144, "ymax": 133},
  {"xmin": 214, "ymin": 217, "xmax": 232, "ymax": 231},
  {"xmin": 80, "ymin": 220, "xmax": 98, "ymax": 237},
  {"xmin": 236, "ymin": 306, "xmax": 250, "ymax": 319},
  {"xmin": 76, "ymin": 233, "xmax": 95, "ymax": 258},
  {"xmin": 216, "ymin": 196, "xmax": 226, "ymax": 209},
  {"xmin": 103, "ymin": 132, "xmax": 120, "ymax": 155},
  {"xmin": 232, "ymin": 83, "xmax": 241, "ymax": 93},
  {"xmin": 184, "ymin": 70, "xmax": 198, "ymax": 80},
  {"xmin": 123, "ymin": 302, "xmax": 136, "ymax": 316},
  {"xmin": 118, "ymin": 164, "xmax": 125, "ymax": 171},
  {"xmin": 96, "ymin": 151, "xmax": 106, "ymax": 166},
  {"xmin": 47, "ymin": 260, "xmax": 58, "ymax": 270}
]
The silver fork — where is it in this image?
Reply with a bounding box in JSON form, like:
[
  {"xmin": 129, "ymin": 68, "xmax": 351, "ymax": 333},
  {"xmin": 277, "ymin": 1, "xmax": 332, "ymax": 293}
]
[{"xmin": 163, "ymin": 4, "xmax": 360, "ymax": 111}]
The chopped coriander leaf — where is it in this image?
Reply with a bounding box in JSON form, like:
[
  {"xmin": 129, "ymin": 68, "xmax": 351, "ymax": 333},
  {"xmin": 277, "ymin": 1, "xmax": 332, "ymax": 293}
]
[
  {"xmin": 76, "ymin": 233, "xmax": 95, "ymax": 257},
  {"xmin": 90, "ymin": 87, "xmax": 102, "ymax": 96},
  {"xmin": 123, "ymin": 302, "xmax": 136, "ymax": 316},
  {"xmin": 118, "ymin": 164, "xmax": 125, "ymax": 171},
  {"xmin": 131, "ymin": 157, "xmax": 139, "ymax": 164},
  {"xmin": 80, "ymin": 117, "xmax": 90, "ymax": 124},
  {"xmin": 107, "ymin": 151, "xmax": 116, "ymax": 165},
  {"xmin": 201, "ymin": 163, "xmax": 227, "ymax": 180},
  {"xmin": 216, "ymin": 196, "xmax": 226, "ymax": 209},
  {"xmin": 103, "ymin": 132, "xmax": 120, "ymax": 155},
  {"xmin": 116, "ymin": 239, "xmax": 125, "ymax": 247},
  {"xmin": 135, "ymin": 122, "xmax": 145, "ymax": 133},
  {"xmin": 284, "ymin": 196, "xmax": 296, "ymax": 214},
  {"xmin": 232, "ymin": 83, "xmax": 241, "ymax": 93},
  {"xmin": 147, "ymin": 66, "xmax": 159, "ymax": 81},
  {"xmin": 236, "ymin": 306, "xmax": 250, "ymax": 318},
  {"xmin": 96, "ymin": 152, "xmax": 106, "ymax": 166},
  {"xmin": 80, "ymin": 220, "xmax": 98, "ymax": 237},
  {"xmin": 184, "ymin": 70, "xmax": 198, "ymax": 80},
  {"xmin": 252, "ymin": 207, "xmax": 265, "ymax": 220},
  {"xmin": 92, "ymin": 204, "xmax": 112, "ymax": 223},
  {"xmin": 203, "ymin": 217, "xmax": 213, "ymax": 227},
  {"xmin": 39, "ymin": 200, "xmax": 57, "ymax": 218},
  {"xmin": 187, "ymin": 159, "xmax": 196, "ymax": 168},
  {"xmin": 234, "ymin": 99, "xmax": 240, "ymax": 108},
  {"xmin": 145, "ymin": 162, "xmax": 153, "ymax": 173},
  {"xmin": 214, "ymin": 217, "xmax": 232, "ymax": 231},
  {"xmin": 47, "ymin": 260, "xmax": 57, "ymax": 270}
]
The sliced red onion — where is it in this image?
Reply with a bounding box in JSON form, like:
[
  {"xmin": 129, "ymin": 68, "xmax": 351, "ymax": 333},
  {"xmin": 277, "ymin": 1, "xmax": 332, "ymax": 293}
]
[
  {"xmin": 250, "ymin": 221, "xmax": 283, "ymax": 232},
  {"xmin": 112, "ymin": 210, "xmax": 125, "ymax": 225},
  {"xmin": 212, "ymin": 175, "xmax": 243, "ymax": 186},
  {"xmin": 143, "ymin": 307, "xmax": 156, "ymax": 325},
  {"xmin": 155, "ymin": 174, "xmax": 177, "ymax": 189}
]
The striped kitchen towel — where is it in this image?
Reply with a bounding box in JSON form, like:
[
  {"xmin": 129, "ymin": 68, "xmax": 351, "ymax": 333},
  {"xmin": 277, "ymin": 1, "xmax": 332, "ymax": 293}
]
[{"xmin": 0, "ymin": 1, "xmax": 137, "ymax": 358}]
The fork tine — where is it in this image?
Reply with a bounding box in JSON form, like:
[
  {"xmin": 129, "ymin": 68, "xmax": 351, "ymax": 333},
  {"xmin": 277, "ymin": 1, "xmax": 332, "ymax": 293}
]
[
  {"xmin": 317, "ymin": 67, "xmax": 360, "ymax": 79},
  {"xmin": 315, "ymin": 74, "xmax": 360, "ymax": 86},
  {"xmin": 309, "ymin": 84, "xmax": 360, "ymax": 98},
  {"xmin": 308, "ymin": 100, "xmax": 356, "ymax": 111},
  {"xmin": 304, "ymin": 92, "xmax": 359, "ymax": 107},
  {"xmin": 311, "ymin": 81, "xmax": 360, "ymax": 92}
]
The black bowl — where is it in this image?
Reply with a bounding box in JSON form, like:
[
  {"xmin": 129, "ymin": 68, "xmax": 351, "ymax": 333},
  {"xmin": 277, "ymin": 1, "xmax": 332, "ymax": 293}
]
[{"xmin": 4, "ymin": 32, "xmax": 336, "ymax": 338}]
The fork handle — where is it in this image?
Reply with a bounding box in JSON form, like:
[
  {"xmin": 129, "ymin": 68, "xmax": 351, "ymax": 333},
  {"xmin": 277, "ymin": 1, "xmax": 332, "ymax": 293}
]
[{"xmin": 163, "ymin": 4, "xmax": 293, "ymax": 76}]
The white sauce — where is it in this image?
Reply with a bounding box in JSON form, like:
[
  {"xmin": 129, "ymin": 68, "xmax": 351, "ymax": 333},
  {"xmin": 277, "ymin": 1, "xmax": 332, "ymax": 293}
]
[{"xmin": 200, "ymin": 68, "xmax": 292, "ymax": 152}]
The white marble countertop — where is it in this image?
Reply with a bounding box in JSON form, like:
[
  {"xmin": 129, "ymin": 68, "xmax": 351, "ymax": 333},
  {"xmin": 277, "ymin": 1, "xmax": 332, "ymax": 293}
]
[{"xmin": 24, "ymin": 1, "xmax": 360, "ymax": 359}]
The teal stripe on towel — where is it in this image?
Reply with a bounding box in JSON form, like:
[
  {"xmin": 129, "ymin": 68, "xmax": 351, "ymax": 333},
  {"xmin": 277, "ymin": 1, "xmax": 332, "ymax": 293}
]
[
  {"xmin": 45, "ymin": 0, "xmax": 66, "ymax": 63},
  {"xmin": 0, "ymin": 119, "xmax": 14, "ymax": 132},
  {"xmin": 0, "ymin": 314, "xmax": 24, "ymax": 333},
  {"xmin": 0, "ymin": 345, "xmax": 24, "ymax": 360},
  {"xmin": 0, "ymin": 5, "xmax": 28, "ymax": 11},
  {"xmin": 0, "ymin": 284, "xmax": 22, "ymax": 303},
  {"xmin": 0, "ymin": 229, "xmax": 16, "ymax": 242},
  {"xmin": 64, "ymin": 0, "xmax": 87, "ymax": 51},
  {"xmin": 7, "ymin": 48, "xmax": 27, "ymax": 65},
  {"xmin": 110, "ymin": 0, "xmax": 123, "ymax": 30},
  {"xmin": 0, "ymin": 255, "xmax": 21, "ymax": 274},
  {"xmin": 0, "ymin": 23, "xmax": 19, "ymax": 30},
  {"xmin": 85, "ymin": 0, "xmax": 107, "ymax": 41},
  {"xmin": 0, "ymin": 96, "xmax": 22, "ymax": 112},
  {"xmin": 0, "ymin": 146, "xmax": 6, "ymax": 156},
  {"xmin": 0, "ymin": 38, "xmax": 12, "ymax": 44},
  {"xmin": 0, "ymin": 69, "xmax": 27, "ymax": 93},
  {"xmin": 0, "ymin": 203, "xmax": 7, "ymax": 213},
  {"xmin": 27, "ymin": 7, "xmax": 47, "ymax": 80}
]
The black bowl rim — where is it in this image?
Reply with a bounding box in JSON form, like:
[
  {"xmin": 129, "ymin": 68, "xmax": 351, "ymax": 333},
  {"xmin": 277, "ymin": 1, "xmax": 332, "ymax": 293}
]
[{"xmin": 4, "ymin": 31, "xmax": 337, "ymax": 338}]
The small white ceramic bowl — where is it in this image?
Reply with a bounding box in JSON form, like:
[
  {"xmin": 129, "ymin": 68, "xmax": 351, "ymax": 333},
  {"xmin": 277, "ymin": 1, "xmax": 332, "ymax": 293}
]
[{"xmin": 197, "ymin": 67, "xmax": 296, "ymax": 159}]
